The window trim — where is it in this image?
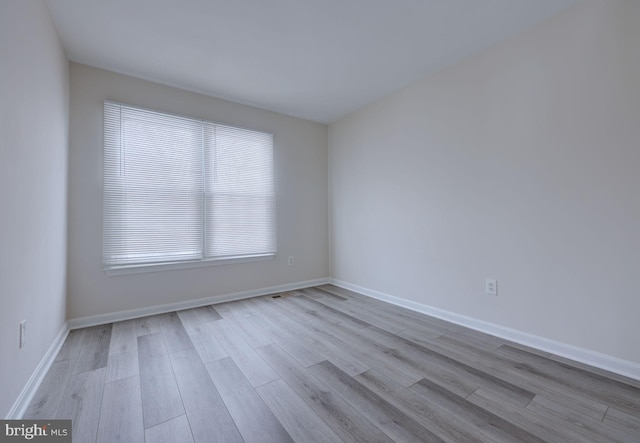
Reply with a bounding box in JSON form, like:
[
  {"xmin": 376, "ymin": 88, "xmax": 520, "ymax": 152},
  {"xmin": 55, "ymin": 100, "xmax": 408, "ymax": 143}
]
[
  {"xmin": 103, "ymin": 101, "xmax": 277, "ymax": 275},
  {"xmin": 104, "ymin": 253, "xmax": 274, "ymax": 276}
]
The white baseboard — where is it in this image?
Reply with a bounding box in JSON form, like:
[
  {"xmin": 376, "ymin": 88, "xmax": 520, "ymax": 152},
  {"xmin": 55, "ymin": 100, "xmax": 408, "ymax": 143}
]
[
  {"xmin": 6, "ymin": 323, "xmax": 69, "ymax": 419},
  {"xmin": 19, "ymin": 276, "xmax": 636, "ymax": 421},
  {"xmin": 9, "ymin": 278, "xmax": 330, "ymax": 419},
  {"xmin": 68, "ymin": 278, "xmax": 331, "ymax": 330},
  {"xmin": 331, "ymin": 278, "xmax": 640, "ymax": 382}
]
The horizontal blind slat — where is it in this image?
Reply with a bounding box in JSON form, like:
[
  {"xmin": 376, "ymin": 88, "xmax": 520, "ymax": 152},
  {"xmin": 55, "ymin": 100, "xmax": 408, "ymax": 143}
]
[
  {"xmin": 103, "ymin": 102, "xmax": 204, "ymax": 266},
  {"xmin": 104, "ymin": 102, "xmax": 276, "ymax": 268}
]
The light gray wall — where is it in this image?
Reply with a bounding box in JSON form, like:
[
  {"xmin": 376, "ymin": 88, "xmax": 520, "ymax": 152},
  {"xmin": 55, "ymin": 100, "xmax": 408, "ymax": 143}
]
[
  {"xmin": 329, "ymin": 0, "xmax": 640, "ymax": 364},
  {"xmin": 67, "ymin": 63, "xmax": 329, "ymax": 319},
  {"xmin": 0, "ymin": 0, "xmax": 69, "ymax": 416}
]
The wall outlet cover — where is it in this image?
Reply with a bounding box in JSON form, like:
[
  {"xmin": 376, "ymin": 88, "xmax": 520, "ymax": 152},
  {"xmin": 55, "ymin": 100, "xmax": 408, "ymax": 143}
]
[
  {"xmin": 19, "ymin": 320, "xmax": 26, "ymax": 348},
  {"xmin": 485, "ymin": 279, "xmax": 497, "ymax": 296}
]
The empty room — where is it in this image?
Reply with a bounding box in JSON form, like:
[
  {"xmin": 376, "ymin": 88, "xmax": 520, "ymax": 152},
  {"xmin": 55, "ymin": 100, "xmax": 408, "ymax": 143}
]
[{"xmin": 2, "ymin": 0, "xmax": 639, "ymax": 441}]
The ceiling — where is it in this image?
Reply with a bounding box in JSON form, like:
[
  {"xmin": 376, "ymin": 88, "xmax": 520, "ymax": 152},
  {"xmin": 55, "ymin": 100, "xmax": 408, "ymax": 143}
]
[{"xmin": 45, "ymin": 0, "xmax": 580, "ymax": 124}]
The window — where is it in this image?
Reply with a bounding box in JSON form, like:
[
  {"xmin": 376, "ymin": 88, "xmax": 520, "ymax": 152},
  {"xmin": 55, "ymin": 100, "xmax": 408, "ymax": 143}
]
[{"xmin": 103, "ymin": 102, "xmax": 275, "ymax": 271}]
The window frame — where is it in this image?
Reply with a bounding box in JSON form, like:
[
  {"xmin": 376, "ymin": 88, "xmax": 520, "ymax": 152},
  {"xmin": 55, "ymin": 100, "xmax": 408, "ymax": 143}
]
[{"xmin": 103, "ymin": 101, "xmax": 277, "ymax": 275}]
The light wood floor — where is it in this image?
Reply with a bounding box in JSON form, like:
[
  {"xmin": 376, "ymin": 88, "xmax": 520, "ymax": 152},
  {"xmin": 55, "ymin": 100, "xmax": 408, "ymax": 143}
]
[{"xmin": 25, "ymin": 285, "xmax": 640, "ymax": 442}]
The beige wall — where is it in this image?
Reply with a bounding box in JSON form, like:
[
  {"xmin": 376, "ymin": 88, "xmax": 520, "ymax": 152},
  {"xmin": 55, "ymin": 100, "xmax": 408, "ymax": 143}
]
[
  {"xmin": 0, "ymin": 0, "xmax": 69, "ymax": 416},
  {"xmin": 67, "ymin": 63, "xmax": 329, "ymax": 319},
  {"xmin": 329, "ymin": 0, "xmax": 640, "ymax": 364}
]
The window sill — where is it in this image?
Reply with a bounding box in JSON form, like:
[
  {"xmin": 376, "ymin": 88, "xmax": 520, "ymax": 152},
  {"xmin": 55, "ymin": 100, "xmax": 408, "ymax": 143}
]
[{"xmin": 104, "ymin": 254, "xmax": 275, "ymax": 276}]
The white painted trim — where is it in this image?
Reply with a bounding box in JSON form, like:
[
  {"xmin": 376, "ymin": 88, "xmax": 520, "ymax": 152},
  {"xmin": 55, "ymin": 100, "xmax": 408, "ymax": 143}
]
[
  {"xmin": 104, "ymin": 254, "xmax": 274, "ymax": 276},
  {"xmin": 8, "ymin": 278, "xmax": 330, "ymax": 418},
  {"xmin": 331, "ymin": 278, "xmax": 640, "ymax": 382},
  {"xmin": 6, "ymin": 324, "xmax": 70, "ymax": 419},
  {"xmin": 67, "ymin": 278, "xmax": 331, "ymax": 330}
]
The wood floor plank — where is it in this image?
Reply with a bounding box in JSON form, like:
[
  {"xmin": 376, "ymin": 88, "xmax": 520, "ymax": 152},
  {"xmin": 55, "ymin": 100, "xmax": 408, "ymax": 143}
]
[
  {"xmin": 413, "ymin": 330, "xmax": 612, "ymax": 420},
  {"xmin": 288, "ymin": 330, "xmax": 370, "ymax": 378},
  {"xmin": 362, "ymin": 326, "xmax": 536, "ymax": 405},
  {"xmin": 145, "ymin": 415, "xmax": 194, "ymax": 443},
  {"xmin": 333, "ymin": 287, "xmax": 453, "ymax": 328},
  {"xmin": 206, "ymin": 357, "xmax": 293, "ymax": 443},
  {"xmin": 56, "ymin": 367, "xmax": 106, "ymax": 443},
  {"xmin": 323, "ymin": 286, "xmax": 496, "ymax": 344},
  {"xmin": 208, "ymin": 319, "xmax": 280, "ymax": 387},
  {"xmin": 278, "ymin": 295, "xmax": 367, "ymax": 335},
  {"xmin": 54, "ymin": 328, "xmax": 86, "ymax": 363},
  {"xmin": 497, "ymin": 344, "xmax": 640, "ymax": 417},
  {"xmin": 186, "ymin": 324, "xmax": 228, "ymax": 363},
  {"xmin": 137, "ymin": 333, "xmax": 184, "ymax": 428},
  {"xmin": 502, "ymin": 341, "xmax": 552, "ymax": 358},
  {"xmin": 224, "ymin": 312, "xmax": 274, "ymax": 348},
  {"xmin": 261, "ymin": 299, "xmax": 369, "ymax": 376},
  {"xmin": 283, "ymin": 297, "xmax": 368, "ymax": 341},
  {"xmin": 298, "ymin": 287, "xmax": 325, "ymax": 299},
  {"xmin": 157, "ymin": 312, "xmax": 193, "ymax": 353},
  {"xmin": 604, "ymin": 407, "xmax": 640, "ymax": 436},
  {"xmin": 526, "ymin": 394, "xmax": 639, "ymax": 442},
  {"xmin": 194, "ymin": 305, "xmax": 222, "ymax": 322},
  {"xmin": 176, "ymin": 308, "xmax": 205, "ymax": 331},
  {"xmin": 135, "ymin": 314, "xmax": 162, "ymax": 336},
  {"xmin": 351, "ymin": 297, "xmax": 501, "ymax": 348},
  {"xmin": 355, "ymin": 369, "xmax": 499, "ymax": 443},
  {"xmin": 411, "ymin": 378, "xmax": 545, "ymax": 443},
  {"xmin": 443, "ymin": 328, "xmax": 507, "ymax": 351},
  {"xmin": 395, "ymin": 322, "xmax": 445, "ymax": 341},
  {"xmin": 311, "ymin": 294, "xmax": 406, "ymax": 333},
  {"xmin": 73, "ymin": 324, "xmax": 112, "ymax": 374},
  {"xmin": 105, "ymin": 319, "xmax": 138, "ymax": 383},
  {"xmin": 549, "ymin": 354, "xmax": 640, "ymax": 389},
  {"xmin": 96, "ymin": 376, "xmax": 144, "ymax": 443},
  {"xmin": 108, "ymin": 319, "xmax": 137, "ymax": 355},
  {"xmin": 294, "ymin": 294, "xmax": 371, "ymax": 329},
  {"xmin": 105, "ymin": 351, "xmax": 138, "ymax": 383},
  {"xmin": 342, "ymin": 296, "xmax": 460, "ymax": 339},
  {"xmin": 23, "ymin": 360, "xmax": 72, "ymax": 419},
  {"xmin": 213, "ymin": 299, "xmax": 255, "ymax": 319},
  {"xmin": 309, "ymin": 360, "xmax": 445, "ymax": 443},
  {"xmin": 281, "ymin": 299, "xmax": 424, "ymax": 387},
  {"xmin": 170, "ymin": 348, "xmax": 243, "ymax": 443},
  {"xmin": 176, "ymin": 305, "xmax": 223, "ymax": 327},
  {"xmin": 256, "ymin": 343, "xmax": 394, "ymax": 443},
  {"xmin": 355, "ymin": 323, "xmax": 514, "ymax": 400},
  {"xmin": 317, "ymin": 284, "xmax": 360, "ymax": 299},
  {"xmin": 467, "ymin": 387, "xmax": 584, "ymax": 443},
  {"xmin": 256, "ymin": 379, "xmax": 342, "ymax": 443},
  {"xmin": 25, "ymin": 284, "xmax": 640, "ymax": 442},
  {"xmin": 360, "ymin": 326, "xmax": 496, "ymax": 397},
  {"xmin": 434, "ymin": 332, "xmax": 507, "ymax": 363},
  {"xmin": 306, "ymin": 286, "xmax": 350, "ymax": 301},
  {"xmin": 237, "ymin": 302, "xmax": 326, "ymax": 368}
]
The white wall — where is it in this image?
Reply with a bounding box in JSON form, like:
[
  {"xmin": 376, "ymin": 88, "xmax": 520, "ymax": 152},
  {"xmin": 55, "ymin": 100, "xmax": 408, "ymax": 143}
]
[
  {"xmin": 0, "ymin": 0, "xmax": 69, "ymax": 417},
  {"xmin": 329, "ymin": 0, "xmax": 640, "ymax": 364},
  {"xmin": 68, "ymin": 63, "xmax": 328, "ymax": 319}
]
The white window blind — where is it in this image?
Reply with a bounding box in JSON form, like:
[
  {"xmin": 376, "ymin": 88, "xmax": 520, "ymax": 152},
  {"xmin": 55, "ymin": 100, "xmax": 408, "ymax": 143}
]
[{"xmin": 104, "ymin": 102, "xmax": 275, "ymax": 269}]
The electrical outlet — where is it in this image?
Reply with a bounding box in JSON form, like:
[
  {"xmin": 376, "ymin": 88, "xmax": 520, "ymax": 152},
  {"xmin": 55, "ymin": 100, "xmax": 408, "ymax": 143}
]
[
  {"xmin": 485, "ymin": 279, "xmax": 497, "ymax": 296},
  {"xmin": 19, "ymin": 320, "xmax": 26, "ymax": 348},
  {"xmin": 288, "ymin": 256, "xmax": 294, "ymax": 266}
]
